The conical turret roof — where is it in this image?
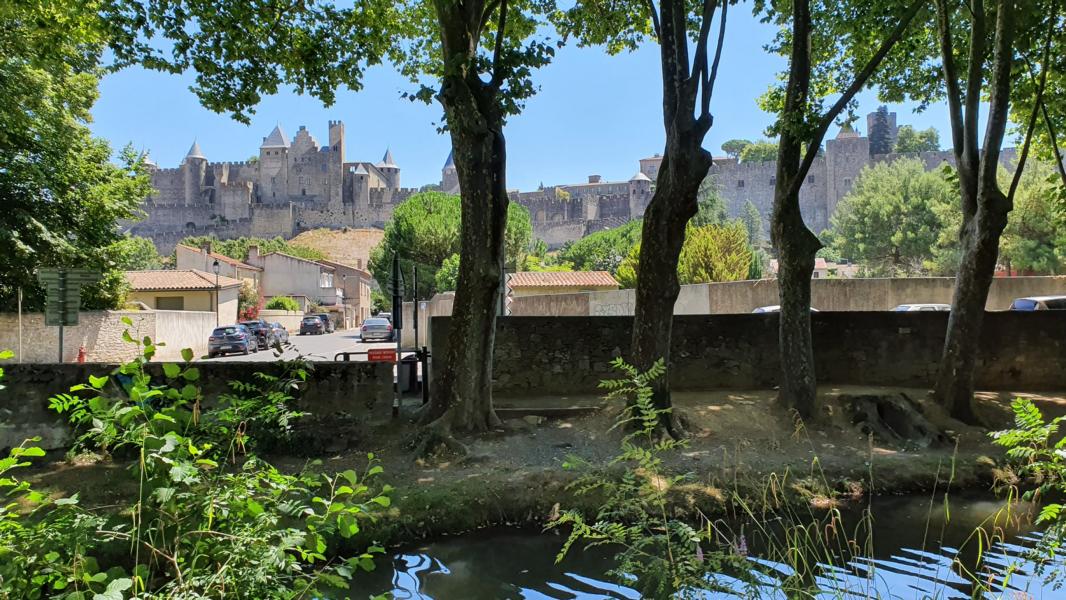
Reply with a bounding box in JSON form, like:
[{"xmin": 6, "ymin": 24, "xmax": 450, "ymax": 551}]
[
  {"xmin": 186, "ymin": 140, "xmax": 205, "ymax": 159},
  {"xmin": 630, "ymin": 171, "xmax": 651, "ymax": 182},
  {"xmin": 376, "ymin": 148, "xmax": 397, "ymax": 168},
  {"xmin": 443, "ymin": 150, "xmax": 455, "ymax": 169},
  {"xmin": 353, "ymin": 164, "xmax": 369, "ymax": 175},
  {"xmin": 261, "ymin": 124, "xmax": 289, "ymax": 148}
]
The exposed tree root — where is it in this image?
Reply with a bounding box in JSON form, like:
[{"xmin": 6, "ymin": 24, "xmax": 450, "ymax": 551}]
[
  {"xmin": 844, "ymin": 392, "xmax": 947, "ymax": 448},
  {"xmin": 407, "ymin": 415, "xmax": 469, "ymax": 461}
]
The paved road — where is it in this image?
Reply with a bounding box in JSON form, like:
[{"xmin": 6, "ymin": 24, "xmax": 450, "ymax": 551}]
[{"xmin": 203, "ymin": 330, "xmax": 395, "ymax": 362}]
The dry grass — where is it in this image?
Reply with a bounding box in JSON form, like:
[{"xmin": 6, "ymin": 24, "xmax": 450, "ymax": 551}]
[{"xmin": 289, "ymin": 228, "xmax": 384, "ymax": 269}]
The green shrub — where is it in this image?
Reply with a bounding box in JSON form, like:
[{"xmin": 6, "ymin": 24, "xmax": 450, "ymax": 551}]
[
  {"xmin": 264, "ymin": 296, "xmax": 300, "ymax": 311},
  {"xmin": 5, "ymin": 322, "xmax": 394, "ymax": 598}
]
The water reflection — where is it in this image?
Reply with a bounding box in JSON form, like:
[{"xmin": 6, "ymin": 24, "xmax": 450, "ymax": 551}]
[{"xmin": 351, "ymin": 495, "xmax": 1064, "ymax": 599}]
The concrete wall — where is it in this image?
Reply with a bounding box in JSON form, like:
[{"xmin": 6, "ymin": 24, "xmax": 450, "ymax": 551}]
[
  {"xmin": 259, "ymin": 309, "xmax": 305, "ymax": 331},
  {"xmin": 0, "ymin": 361, "xmax": 392, "ymax": 450},
  {"xmin": 429, "ymin": 312, "xmax": 1066, "ymax": 396},
  {"xmin": 127, "ymin": 288, "xmax": 239, "ymax": 324},
  {"xmin": 425, "ymin": 277, "xmax": 1066, "ymax": 319},
  {"xmin": 0, "ymin": 310, "xmax": 218, "ymax": 364}
]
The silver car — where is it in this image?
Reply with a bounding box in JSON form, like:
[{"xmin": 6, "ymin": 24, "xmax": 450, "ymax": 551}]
[
  {"xmin": 360, "ymin": 317, "xmax": 394, "ymax": 342},
  {"xmin": 892, "ymin": 303, "xmax": 951, "ymax": 311}
]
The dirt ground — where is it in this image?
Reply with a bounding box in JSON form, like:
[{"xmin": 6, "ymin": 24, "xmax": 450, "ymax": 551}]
[{"xmin": 26, "ymin": 386, "xmax": 1065, "ymax": 547}]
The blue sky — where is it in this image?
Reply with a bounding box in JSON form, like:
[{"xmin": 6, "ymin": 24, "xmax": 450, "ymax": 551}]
[{"xmin": 90, "ymin": 8, "xmax": 956, "ymax": 192}]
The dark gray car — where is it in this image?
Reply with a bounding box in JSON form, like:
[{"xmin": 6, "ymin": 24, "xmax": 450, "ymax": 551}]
[
  {"xmin": 360, "ymin": 317, "xmax": 394, "ymax": 342},
  {"xmin": 208, "ymin": 324, "xmax": 257, "ymax": 358}
]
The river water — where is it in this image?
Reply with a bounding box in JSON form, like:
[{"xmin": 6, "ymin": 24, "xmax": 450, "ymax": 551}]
[{"xmin": 352, "ymin": 493, "xmax": 1064, "ymax": 599}]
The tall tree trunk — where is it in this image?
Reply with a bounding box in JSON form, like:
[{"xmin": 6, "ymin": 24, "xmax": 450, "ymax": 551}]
[
  {"xmin": 630, "ymin": 0, "xmax": 722, "ymax": 436},
  {"xmin": 770, "ymin": 0, "xmax": 923, "ymax": 419},
  {"xmin": 933, "ymin": 193, "xmax": 1009, "ymax": 421},
  {"xmin": 772, "ymin": 188, "xmax": 822, "ymax": 418},
  {"xmin": 418, "ymin": 0, "xmax": 508, "ymax": 442},
  {"xmin": 631, "ymin": 146, "xmax": 709, "ymax": 435},
  {"xmin": 932, "ymin": 0, "xmax": 1017, "ymax": 422}
]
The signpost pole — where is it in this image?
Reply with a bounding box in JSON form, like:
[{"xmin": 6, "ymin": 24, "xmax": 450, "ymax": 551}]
[
  {"xmin": 17, "ymin": 287, "xmax": 22, "ymax": 364},
  {"xmin": 57, "ymin": 270, "xmax": 67, "ymax": 363},
  {"xmin": 391, "ymin": 254, "xmax": 403, "ymax": 418}
]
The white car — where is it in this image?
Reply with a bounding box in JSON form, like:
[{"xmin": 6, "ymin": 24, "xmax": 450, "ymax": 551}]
[
  {"xmin": 752, "ymin": 305, "xmax": 820, "ymax": 313},
  {"xmin": 891, "ymin": 303, "xmax": 951, "ymax": 312}
]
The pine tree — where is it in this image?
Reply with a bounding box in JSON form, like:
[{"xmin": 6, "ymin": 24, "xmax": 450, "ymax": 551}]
[{"xmin": 868, "ymin": 106, "xmax": 893, "ymax": 155}]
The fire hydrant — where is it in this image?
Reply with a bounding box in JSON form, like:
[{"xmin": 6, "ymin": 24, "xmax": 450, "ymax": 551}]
[{"xmin": 76, "ymin": 346, "xmax": 87, "ymax": 364}]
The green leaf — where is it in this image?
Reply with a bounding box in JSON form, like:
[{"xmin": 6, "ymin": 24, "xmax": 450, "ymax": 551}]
[
  {"xmin": 88, "ymin": 374, "xmax": 109, "ymax": 389},
  {"xmin": 181, "ymin": 348, "xmax": 194, "ymax": 362},
  {"xmin": 0, "ymin": 350, "xmax": 14, "ymax": 360},
  {"xmin": 162, "ymin": 363, "xmax": 181, "ymax": 379},
  {"xmin": 122, "ymin": 330, "xmax": 134, "ymax": 343},
  {"xmin": 121, "ymin": 317, "xmax": 133, "ymax": 327},
  {"xmin": 182, "ymin": 368, "xmax": 200, "ymax": 382},
  {"xmin": 93, "ymin": 577, "xmax": 132, "ymax": 600},
  {"xmin": 370, "ymin": 496, "xmax": 391, "ymax": 507}
]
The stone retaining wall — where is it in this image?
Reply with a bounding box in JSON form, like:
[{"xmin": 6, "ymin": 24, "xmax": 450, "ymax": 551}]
[
  {"xmin": 0, "ymin": 361, "xmax": 392, "ymax": 450},
  {"xmin": 430, "ymin": 312, "xmax": 1066, "ymax": 396}
]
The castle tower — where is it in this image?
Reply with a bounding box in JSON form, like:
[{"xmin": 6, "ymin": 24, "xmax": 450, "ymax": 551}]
[
  {"xmin": 375, "ymin": 148, "xmax": 400, "ymax": 190},
  {"xmin": 328, "ymin": 120, "xmax": 345, "ymax": 207},
  {"xmin": 259, "ymin": 124, "xmax": 289, "ymax": 202},
  {"xmin": 352, "ymin": 164, "xmax": 371, "ymax": 208},
  {"xmin": 182, "ymin": 141, "xmax": 207, "ymax": 205},
  {"xmin": 441, "ymin": 150, "xmax": 459, "ymax": 194},
  {"xmin": 628, "ymin": 171, "xmax": 652, "ymax": 219},
  {"xmin": 141, "ymin": 153, "xmax": 159, "ymax": 172},
  {"xmin": 825, "ymin": 124, "xmax": 870, "ymax": 219}
]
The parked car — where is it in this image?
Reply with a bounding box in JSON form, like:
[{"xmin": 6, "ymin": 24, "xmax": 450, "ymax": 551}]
[
  {"xmin": 208, "ymin": 324, "xmax": 257, "ymax": 358},
  {"xmin": 376, "ymin": 312, "xmax": 393, "ymax": 323},
  {"xmin": 270, "ymin": 322, "xmax": 289, "ymax": 344},
  {"xmin": 752, "ymin": 305, "xmax": 820, "ymax": 313},
  {"xmin": 892, "ymin": 303, "xmax": 951, "ymax": 312},
  {"xmin": 360, "ymin": 317, "xmax": 394, "ymax": 342},
  {"xmin": 300, "ymin": 315, "xmax": 327, "ymax": 335},
  {"xmin": 1009, "ymin": 295, "xmax": 1066, "ymax": 311},
  {"xmin": 239, "ymin": 319, "xmax": 275, "ymax": 349},
  {"xmin": 309, "ymin": 313, "xmax": 335, "ymax": 333}
]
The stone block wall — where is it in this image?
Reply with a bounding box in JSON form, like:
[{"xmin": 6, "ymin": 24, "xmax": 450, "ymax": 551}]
[
  {"xmin": 0, "ymin": 310, "xmax": 219, "ymax": 364},
  {"xmin": 0, "ymin": 361, "xmax": 392, "ymax": 450},
  {"xmin": 429, "ymin": 312, "xmax": 1066, "ymax": 396}
]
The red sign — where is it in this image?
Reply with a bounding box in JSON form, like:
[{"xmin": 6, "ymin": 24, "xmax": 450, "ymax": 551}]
[{"xmin": 367, "ymin": 348, "xmax": 397, "ymax": 363}]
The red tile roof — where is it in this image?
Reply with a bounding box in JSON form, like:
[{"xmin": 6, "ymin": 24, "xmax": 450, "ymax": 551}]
[
  {"xmin": 508, "ymin": 271, "xmax": 619, "ymax": 289},
  {"xmin": 126, "ymin": 270, "xmax": 243, "ymax": 291}
]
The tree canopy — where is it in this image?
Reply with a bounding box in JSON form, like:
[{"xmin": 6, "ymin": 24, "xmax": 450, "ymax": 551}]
[
  {"xmin": 739, "ymin": 141, "xmax": 779, "ymax": 163},
  {"xmin": 0, "ymin": 0, "xmax": 152, "ymax": 311},
  {"xmin": 558, "ymin": 220, "xmax": 643, "ymax": 274},
  {"xmin": 721, "ymin": 139, "xmax": 753, "ymax": 159},
  {"xmin": 827, "ymin": 158, "xmax": 955, "ymax": 276},
  {"xmin": 617, "ymin": 222, "xmax": 754, "ymax": 288},
  {"xmin": 894, "ymin": 125, "xmax": 941, "ymax": 153},
  {"xmin": 178, "ymin": 236, "xmax": 325, "ymax": 263},
  {"xmin": 369, "ymin": 191, "xmax": 532, "ymax": 299}
]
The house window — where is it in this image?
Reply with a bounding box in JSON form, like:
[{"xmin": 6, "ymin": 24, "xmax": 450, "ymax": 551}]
[
  {"xmin": 844, "ymin": 178, "xmax": 852, "ymax": 186},
  {"xmin": 737, "ymin": 180, "xmax": 745, "ymax": 188},
  {"xmin": 770, "ymin": 177, "xmax": 776, "ymax": 185},
  {"xmin": 302, "ymin": 189, "xmax": 306, "ymax": 196},
  {"xmin": 156, "ymin": 296, "xmax": 185, "ymax": 310},
  {"xmin": 807, "ymin": 175, "xmax": 815, "ymax": 183},
  {"xmin": 812, "ymin": 272, "xmax": 820, "ymax": 279}
]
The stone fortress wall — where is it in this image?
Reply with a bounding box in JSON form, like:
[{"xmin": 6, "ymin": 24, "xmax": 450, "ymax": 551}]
[
  {"xmin": 131, "ymin": 108, "xmax": 1016, "ymax": 254},
  {"xmin": 129, "ymin": 120, "xmax": 418, "ymax": 253}
]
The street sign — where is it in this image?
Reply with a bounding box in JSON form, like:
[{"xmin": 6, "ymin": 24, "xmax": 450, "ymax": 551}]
[
  {"xmin": 37, "ymin": 268, "xmax": 100, "ymax": 327},
  {"xmin": 368, "ymin": 348, "xmax": 397, "ymax": 363}
]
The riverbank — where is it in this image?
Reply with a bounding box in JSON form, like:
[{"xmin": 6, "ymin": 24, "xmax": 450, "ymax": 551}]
[{"xmin": 25, "ymin": 385, "xmax": 1062, "ymax": 548}]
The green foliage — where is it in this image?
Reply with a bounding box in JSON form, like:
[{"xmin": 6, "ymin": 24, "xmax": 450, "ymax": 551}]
[
  {"xmin": 999, "ymin": 161, "xmax": 1066, "ymax": 275},
  {"xmin": 0, "ymin": 0, "xmax": 155, "ymax": 313},
  {"xmin": 742, "ymin": 201, "xmax": 764, "ymax": 247},
  {"xmin": 739, "ymin": 140, "xmax": 779, "ymax": 163},
  {"xmin": 893, "ymin": 125, "xmax": 941, "ymax": 153},
  {"xmin": 370, "ymin": 192, "xmax": 532, "ymax": 298},
  {"xmin": 618, "ymin": 223, "xmax": 755, "ymax": 288},
  {"xmin": 691, "ymin": 177, "xmax": 727, "ymax": 227},
  {"xmin": 106, "ymin": 236, "xmax": 165, "ymax": 271},
  {"xmin": 827, "ymin": 158, "xmax": 956, "ymax": 276},
  {"xmin": 179, "ymin": 236, "xmax": 324, "ymax": 262},
  {"xmin": 434, "ymin": 253, "xmax": 461, "ymax": 293},
  {"xmin": 33, "ymin": 326, "xmax": 391, "ymax": 597},
  {"xmin": 550, "ymin": 358, "xmax": 748, "ymax": 598},
  {"xmin": 721, "ymin": 139, "xmax": 753, "ymax": 159},
  {"xmin": 559, "ymin": 220, "xmax": 643, "ymax": 274},
  {"xmin": 264, "ymin": 296, "xmax": 300, "ymax": 311},
  {"xmin": 237, "ymin": 281, "xmax": 259, "ymax": 319},
  {"xmin": 990, "ymin": 398, "xmax": 1066, "ymax": 548}
]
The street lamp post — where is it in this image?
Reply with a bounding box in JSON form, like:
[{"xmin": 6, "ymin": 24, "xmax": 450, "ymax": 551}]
[{"xmin": 212, "ymin": 259, "xmax": 220, "ymax": 326}]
